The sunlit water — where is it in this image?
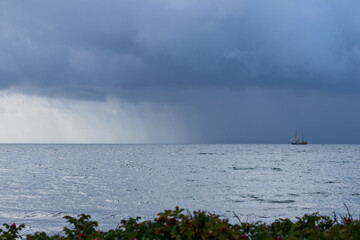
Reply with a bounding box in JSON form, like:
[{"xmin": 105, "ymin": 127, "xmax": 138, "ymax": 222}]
[{"xmin": 0, "ymin": 144, "xmax": 359, "ymax": 234}]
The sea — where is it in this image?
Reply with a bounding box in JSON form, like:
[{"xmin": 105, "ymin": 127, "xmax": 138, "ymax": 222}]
[{"xmin": 0, "ymin": 144, "xmax": 359, "ymax": 235}]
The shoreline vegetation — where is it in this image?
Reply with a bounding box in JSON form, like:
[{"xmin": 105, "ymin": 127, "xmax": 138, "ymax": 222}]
[{"xmin": 1, "ymin": 207, "xmax": 359, "ymax": 240}]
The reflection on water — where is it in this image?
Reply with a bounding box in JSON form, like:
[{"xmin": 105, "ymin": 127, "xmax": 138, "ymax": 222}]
[{"xmin": 0, "ymin": 144, "xmax": 359, "ymax": 234}]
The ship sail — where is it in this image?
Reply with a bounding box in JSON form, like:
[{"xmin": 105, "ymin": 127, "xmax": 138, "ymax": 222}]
[{"xmin": 290, "ymin": 131, "xmax": 308, "ymax": 145}]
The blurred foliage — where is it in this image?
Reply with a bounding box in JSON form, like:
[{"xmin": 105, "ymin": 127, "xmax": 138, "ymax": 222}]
[{"xmin": 1, "ymin": 207, "xmax": 359, "ymax": 239}]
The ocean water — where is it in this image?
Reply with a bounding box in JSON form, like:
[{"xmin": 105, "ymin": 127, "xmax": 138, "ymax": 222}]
[{"xmin": 0, "ymin": 144, "xmax": 359, "ymax": 234}]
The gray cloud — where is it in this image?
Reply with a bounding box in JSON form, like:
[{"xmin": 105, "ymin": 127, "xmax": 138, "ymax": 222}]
[
  {"xmin": 1, "ymin": 0, "xmax": 360, "ymax": 101},
  {"xmin": 1, "ymin": 1, "xmax": 360, "ymax": 143},
  {"xmin": 176, "ymin": 87, "xmax": 360, "ymax": 144}
]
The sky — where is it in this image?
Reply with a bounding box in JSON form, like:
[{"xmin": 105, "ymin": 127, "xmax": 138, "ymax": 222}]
[{"xmin": 1, "ymin": 0, "xmax": 360, "ymax": 143}]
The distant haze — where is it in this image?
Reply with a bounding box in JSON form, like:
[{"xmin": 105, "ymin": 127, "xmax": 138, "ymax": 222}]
[{"xmin": 0, "ymin": 1, "xmax": 360, "ymax": 143}]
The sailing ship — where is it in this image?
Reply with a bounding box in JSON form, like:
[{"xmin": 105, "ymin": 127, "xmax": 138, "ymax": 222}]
[{"xmin": 289, "ymin": 131, "xmax": 308, "ymax": 145}]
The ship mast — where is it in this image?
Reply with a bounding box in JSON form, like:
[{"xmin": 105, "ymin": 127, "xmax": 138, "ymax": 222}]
[{"xmin": 302, "ymin": 132, "xmax": 304, "ymax": 143}]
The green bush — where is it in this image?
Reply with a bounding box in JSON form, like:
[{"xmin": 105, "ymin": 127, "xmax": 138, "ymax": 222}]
[{"xmin": 1, "ymin": 207, "xmax": 359, "ymax": 239}]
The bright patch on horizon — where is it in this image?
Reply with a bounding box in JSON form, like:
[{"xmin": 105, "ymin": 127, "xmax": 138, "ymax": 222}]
[{"xmin": 0, "ymin": 91, "xmax": 187, "ymax": 143}]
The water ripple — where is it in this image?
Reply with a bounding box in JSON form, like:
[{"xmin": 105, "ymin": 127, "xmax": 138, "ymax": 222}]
[{"xmin": 0, "ymin": 144, "xmax": 359, "ymax": 234}]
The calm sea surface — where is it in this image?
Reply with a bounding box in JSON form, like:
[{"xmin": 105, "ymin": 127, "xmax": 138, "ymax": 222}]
[{"xmin": 0, "ymin": 144, "xmax": 359, "ymax": 234}]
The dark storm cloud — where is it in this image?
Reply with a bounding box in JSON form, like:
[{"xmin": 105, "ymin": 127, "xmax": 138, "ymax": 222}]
[
  {"xmin": 1, "ymin": 0, "xmax": 360, "ymax": 101},
  {"xmin": 2, "ymin": 0, "xmax": 360, "ymax": 144}
]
